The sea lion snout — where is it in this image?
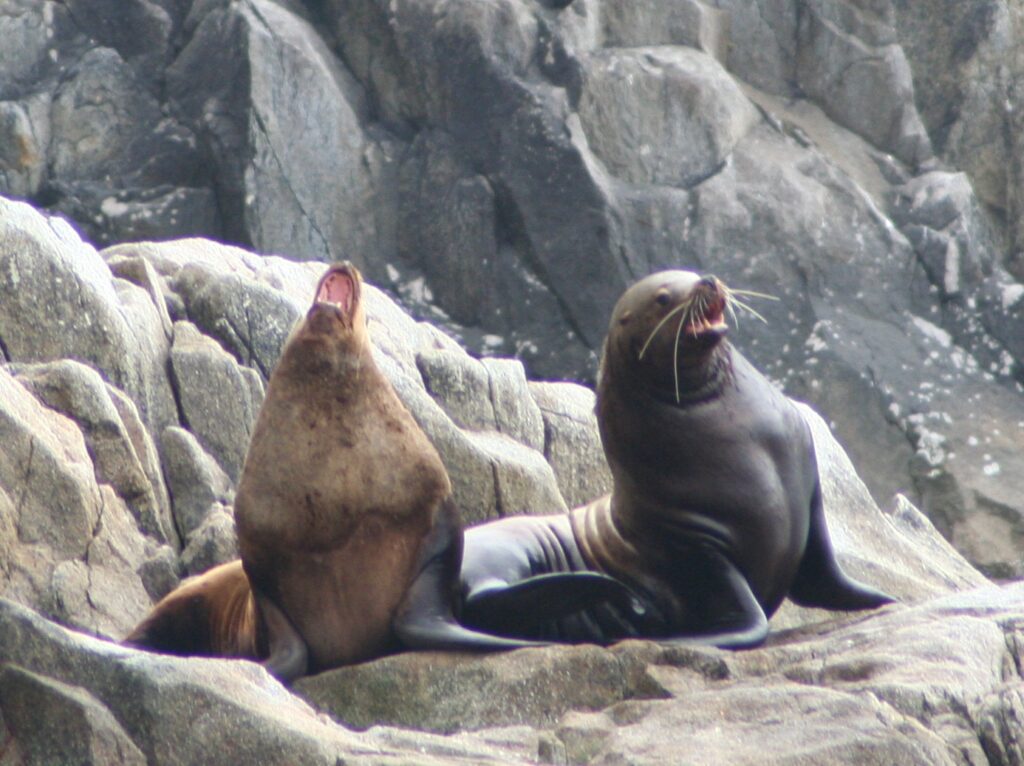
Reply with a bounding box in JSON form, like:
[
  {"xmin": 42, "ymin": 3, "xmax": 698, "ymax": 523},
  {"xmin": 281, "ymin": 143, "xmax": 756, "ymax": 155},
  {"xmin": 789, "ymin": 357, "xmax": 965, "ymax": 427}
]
[{"xmin": 304, "ymin": 302, "xmax": 347, "ymax": 334}]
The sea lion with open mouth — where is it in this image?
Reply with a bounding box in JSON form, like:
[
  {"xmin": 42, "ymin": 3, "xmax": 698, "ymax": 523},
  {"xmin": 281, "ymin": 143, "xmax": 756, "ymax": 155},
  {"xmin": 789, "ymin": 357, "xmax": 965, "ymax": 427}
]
[
  {"xmin": 459, "ymin": 269, "xmax": 894, "ymax": 646},
  {"xmin": 126, "ymin": 263, "xmax": 537, "ymax": 680}
]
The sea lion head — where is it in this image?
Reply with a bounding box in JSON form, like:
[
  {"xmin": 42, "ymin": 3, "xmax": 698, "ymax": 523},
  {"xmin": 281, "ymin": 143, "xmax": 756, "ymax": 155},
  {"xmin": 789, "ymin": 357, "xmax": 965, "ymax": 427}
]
[
  {"xmin": 279, "ymin": 262, "xmax": 369, "ymax": 376},
  {"xmin": 603, "ymin": 270, "xmax": 731, "ymax": 402}
]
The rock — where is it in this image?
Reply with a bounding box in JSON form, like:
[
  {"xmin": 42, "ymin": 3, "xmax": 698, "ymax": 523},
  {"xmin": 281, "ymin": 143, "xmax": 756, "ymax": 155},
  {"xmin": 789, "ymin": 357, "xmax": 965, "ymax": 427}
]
[
  {"xmin": 890, "ymin": 0, "xmax": 1023, "ymax": 231},
  {"xmin": 417, "ymin": 349, "xmax": 499, "ymax": 433},
  {"xmin": 528, "ymin": 381, "xmax": 612, "ymax": 508},
  {"xmin": 0, "ymin": 597, "xmax": 541, "ymax": 765},
  {"xmin": 417, "ymin": 350, "xmax": 544, "ymax": 452},
  {"xmin": 160, "ymin": 425, "xmax": 234, "ymax": 540},
  {"xmin": 165, "ymin": 0, "xmax": 390, "ymax": 273},
  {"xmin": 602, "ymin": 0, "xmax": 730, "ymax": 60},
  {"xmin": 577, "ymin": 46, "xmax": 759, "ymax": 187},
  {"xmin": 294, "ymin": 583, "xmax": 1024, "ymax": 763},
  {"xmin": 0, "ymin": 93, "xmax": 50, "ymax": 198},
  {"xmin": 0, "ymin": 196, "xmax": 178, "ymax": 438},
  {"xmin": 170, "ymin": 263, "xmax": 303, "ymax": 382},
  {"xmin": 169, "ymin": 321, "xmax": 265, "ymax": 481},
  {"xmin": 0, "ymin": 367, "xmax": 152, "ymax": 638},
  {"xmin": 381, "ymin": 351, "xmax": 567, "ymax": 524},
  {"xmin": 465, "ymin": 430, "xmax": 568, "ymax": 517},
  {"xmin": 0, "ymin": 664, "xmax": 147, "ymax": 766},
  {"xmin": 136, "ymin": 542, "xmax": 181, "ymax": 602},
  {"xmin": 396, "ymin": 130, "xmax": 499, "ymax": 327},
  {"xmin": 13, "ymin": 359, "xmax": 177, "ymax": 547},
  {"xmin": 179, "ymin": 507, "xmax": 238, "ymax": 576},
  {"xmin": 482, "ymin": 358, "xmax": 545, "ymax": 453},
  {"xmin": 294, "ymin": 642, "xmax": 670, "ymax": 734},
  {"xmin": 796, "ymin": 0, "xmax": 933, "ymax": 166}
]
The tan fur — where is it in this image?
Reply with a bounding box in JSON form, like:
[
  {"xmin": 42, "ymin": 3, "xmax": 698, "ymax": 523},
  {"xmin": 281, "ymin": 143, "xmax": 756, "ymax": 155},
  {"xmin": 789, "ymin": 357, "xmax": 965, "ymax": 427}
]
[
  {"xmin": 123, "ymin": 560, "xmax": 260, "ymax": 659},
  {"xmin": 235, "ymin": 263, "xmax": 451, "ymax": 671}
]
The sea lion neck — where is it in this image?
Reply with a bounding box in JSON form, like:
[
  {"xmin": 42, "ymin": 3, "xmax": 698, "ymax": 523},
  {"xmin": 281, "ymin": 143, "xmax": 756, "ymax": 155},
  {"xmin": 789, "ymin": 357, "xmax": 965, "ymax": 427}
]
[{"xmin": 602, "ymin": 338, "xmax": 733, "ymax": 408}]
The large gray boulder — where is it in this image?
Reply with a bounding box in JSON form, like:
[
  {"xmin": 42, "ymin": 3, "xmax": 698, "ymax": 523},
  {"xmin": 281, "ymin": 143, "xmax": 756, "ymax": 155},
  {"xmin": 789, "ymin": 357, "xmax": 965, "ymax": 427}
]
[
  {"xmin": 0, "ymin": 192, "xmax": 1020, "ymax": 765},
  {"xmin": 0, "ymin": 366, "xmax": 153, "ymax": 638},
  {"xmin": 289, "ymin": 584, "xmax": 1024, "ymax": 764},
  {"xmin": 1, "ymin": 0, "xmax": 1023, "ymax": 574},
  {"xmin": 0, "ymin": 597, "xmax": 534, "ymax": 765}
]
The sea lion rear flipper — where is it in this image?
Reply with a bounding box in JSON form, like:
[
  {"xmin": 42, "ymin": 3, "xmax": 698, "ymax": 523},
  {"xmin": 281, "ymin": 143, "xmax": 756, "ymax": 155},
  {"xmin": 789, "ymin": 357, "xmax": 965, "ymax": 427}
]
[
  {"xmin": 254, "ymin": 591, "xmax": 309, "ymax": 682},
  {"xmin": 394, "ymin": 497, "xmax": 543, "ymax": 651},
  {"xmin": 788, "ymin": 483, "xmax": 896, "ymax": 610},
  {"xmin": 463, "ymin": 571, "xmax": 645, "ymax": 631},
  {"xmin": 663, "ymin": 544, "xmax": 769, "ymax": 650}
]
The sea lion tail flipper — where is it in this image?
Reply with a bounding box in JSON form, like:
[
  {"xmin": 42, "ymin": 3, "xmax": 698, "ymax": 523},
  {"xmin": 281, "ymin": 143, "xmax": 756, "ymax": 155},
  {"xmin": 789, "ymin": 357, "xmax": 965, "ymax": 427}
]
[
  {"xmin": 463, "ymin": 571, "xmax": 645, "ymax": 629},
  {"xmin": 254, "ymin": 591, "xmax": 309, "ymax": 682},
  {"xmin": 394, "ymin": 496, "xmax": 542, "ymax": 651},
  {"xmin": 788, "ymin": 484, "xmax": 896, "ymax": 611}
]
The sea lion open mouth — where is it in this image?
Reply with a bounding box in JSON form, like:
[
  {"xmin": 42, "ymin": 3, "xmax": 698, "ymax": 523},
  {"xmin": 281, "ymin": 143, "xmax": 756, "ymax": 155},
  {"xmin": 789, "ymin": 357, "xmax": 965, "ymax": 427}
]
[
  {"xmin": 684, "ymin": 280, "xmax": 728, "ymax": 337},
  {"xmin": 315, "ymin": 263, "xmax": 359, "ymax": 318}
]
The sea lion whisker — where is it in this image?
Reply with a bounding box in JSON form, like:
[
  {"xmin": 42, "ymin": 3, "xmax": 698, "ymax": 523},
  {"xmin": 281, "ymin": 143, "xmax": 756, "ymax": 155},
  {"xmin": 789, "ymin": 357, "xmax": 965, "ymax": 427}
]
[
  {"xmin": 726, "ymin": 288, "xmax": 780, "ymax": 301},
  {"xmin": 673, "ymin": 304, "xmax": 688, "ymax": 403},
  {"xmin": 729, "ymin": 297, "xmax": 769, "ymax": 324},
  {"xmin": 639, "ymin": 300, "xmax": 690, "ymax": 359},
  {"xmin": 726, "ymin": 299, "xmax": 740, "ymax": 330}
]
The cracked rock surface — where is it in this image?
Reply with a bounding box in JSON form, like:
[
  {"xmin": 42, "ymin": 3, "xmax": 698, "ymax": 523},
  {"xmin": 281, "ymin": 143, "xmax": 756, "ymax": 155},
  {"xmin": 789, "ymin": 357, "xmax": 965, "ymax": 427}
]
[
  {"xmin": 0, "ymin": 0, "xmax": 1022, "ymax": 577},
  {"xmin": 0, "ymin": 190, "xmax": 1019, "ymax": 764}
]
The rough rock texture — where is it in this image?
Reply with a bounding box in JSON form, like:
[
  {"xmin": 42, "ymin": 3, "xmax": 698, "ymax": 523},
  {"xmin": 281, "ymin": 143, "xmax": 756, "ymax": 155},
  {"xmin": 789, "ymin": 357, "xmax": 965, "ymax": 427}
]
[
  {"xmin": 295, "ymin": 584, "xmax": 1024, "ymax": 766},
  {"xmin": 0, "ymin": 0, "xmax": 1021, "ymax": 578},
  {"xmin": 0, "ymin": 191, "xmax": 1021, "ymax": 763}
]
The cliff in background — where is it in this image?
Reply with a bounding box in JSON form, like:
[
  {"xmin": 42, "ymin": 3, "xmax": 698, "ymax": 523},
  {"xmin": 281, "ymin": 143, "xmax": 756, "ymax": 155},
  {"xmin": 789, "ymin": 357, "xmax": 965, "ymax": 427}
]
[{"xmin": 2, "ymin": 0, "xmax": 1023, "ymax": 577}]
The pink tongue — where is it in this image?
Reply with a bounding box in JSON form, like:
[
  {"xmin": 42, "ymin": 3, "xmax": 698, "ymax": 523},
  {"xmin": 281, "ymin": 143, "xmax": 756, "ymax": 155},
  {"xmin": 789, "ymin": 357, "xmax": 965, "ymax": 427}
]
[{"xmin": 318, "ymin": 272, "xmax": 354, "ymax": 314}]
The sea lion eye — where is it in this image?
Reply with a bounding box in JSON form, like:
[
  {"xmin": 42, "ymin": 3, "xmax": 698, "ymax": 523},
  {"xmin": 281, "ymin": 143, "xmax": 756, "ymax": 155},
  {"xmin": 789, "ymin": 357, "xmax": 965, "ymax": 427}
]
[
  {"xmin": 619, "ymin": 310, "xmax": 633, "ymax": 325},
  {"xmin": 655, "ymin": 289, "xmax": 671, "ymax": 306}
]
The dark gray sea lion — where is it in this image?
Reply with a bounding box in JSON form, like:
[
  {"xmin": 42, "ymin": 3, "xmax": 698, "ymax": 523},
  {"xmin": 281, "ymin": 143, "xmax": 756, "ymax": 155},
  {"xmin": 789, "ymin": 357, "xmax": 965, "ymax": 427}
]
[
  {"xmin": 127, "ymin": 263, "xmax": 535, "ymax": 680},
  {"xmin": 460, "ymin": 270, "xmax": 894, "ymax": 646}
]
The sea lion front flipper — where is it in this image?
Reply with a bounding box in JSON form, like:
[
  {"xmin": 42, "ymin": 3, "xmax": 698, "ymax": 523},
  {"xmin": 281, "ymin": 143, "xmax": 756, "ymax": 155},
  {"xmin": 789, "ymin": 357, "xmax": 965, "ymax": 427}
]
[
  {"xmin": 393, "ymin": 497, "xmax": 543, "ymax": 652},
  {"xmin": 255, "ymin": 591, "xmax": 309, "ymax": 682},
  {"xmin": 788, "ymin": 483, "xmax": 896, "ymax": 611},
  {"xmin": 463, "ymin": 571, "xmax": 645, "ymax": 631}
]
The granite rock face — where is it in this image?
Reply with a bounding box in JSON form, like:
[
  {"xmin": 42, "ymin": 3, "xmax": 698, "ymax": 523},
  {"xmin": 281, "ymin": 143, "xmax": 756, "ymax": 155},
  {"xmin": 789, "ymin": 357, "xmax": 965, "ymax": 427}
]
[
  {"xmin": 0, "ymin": 191, "xmax": 1019, "ymax": 763},
  {"xmin": 0, "ymin": 0, "xmax": 1021, "ymax": 578}
]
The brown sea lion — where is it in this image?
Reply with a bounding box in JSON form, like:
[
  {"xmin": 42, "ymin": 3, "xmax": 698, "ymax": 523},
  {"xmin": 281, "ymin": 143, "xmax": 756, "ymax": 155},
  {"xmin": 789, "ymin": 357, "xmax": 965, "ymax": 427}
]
[
  {"xmin": 459, "ymin": 269, "xmax": 894, "ymax": 645},
  {"xmin": 123, "ymin": 561, "xmax": 259, "ymax": 659},
  {"xmin": 231, "ymin": 262, "xmax": 533, "ymax": 680},
  {"xmin": 125, "ymin": 263, "xmax": 537, "ymax": 678}
]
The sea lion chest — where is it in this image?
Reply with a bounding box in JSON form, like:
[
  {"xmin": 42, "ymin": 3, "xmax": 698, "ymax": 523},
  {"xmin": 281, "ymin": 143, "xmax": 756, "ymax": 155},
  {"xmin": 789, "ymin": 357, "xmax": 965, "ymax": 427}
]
[
  {"xmin": 235, "ymin": 359, "xmax": 450, "ymax": 668},
  {"xmin": 600, "ymin": 352, "xmax": 814, "ymax": 611},
  {"xmin": 237, "ymin": 365, "xmax": 447, "ymax": 550}
]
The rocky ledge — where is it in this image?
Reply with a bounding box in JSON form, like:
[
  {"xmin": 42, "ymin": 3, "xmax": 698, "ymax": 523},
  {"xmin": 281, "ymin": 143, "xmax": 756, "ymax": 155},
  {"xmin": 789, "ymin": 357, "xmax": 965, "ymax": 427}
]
[
  {"xmin": 2, "ymin": 582, "xmax": 1022, "ymax": 765},
  {"xmin": 0, "ymin": 193, "xmax": 1021, "ymax": 764}
]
